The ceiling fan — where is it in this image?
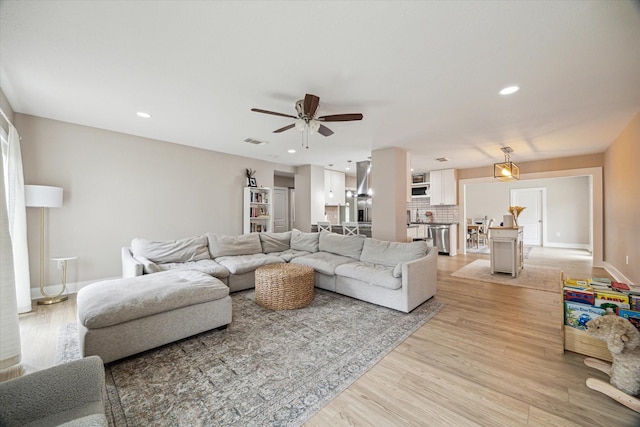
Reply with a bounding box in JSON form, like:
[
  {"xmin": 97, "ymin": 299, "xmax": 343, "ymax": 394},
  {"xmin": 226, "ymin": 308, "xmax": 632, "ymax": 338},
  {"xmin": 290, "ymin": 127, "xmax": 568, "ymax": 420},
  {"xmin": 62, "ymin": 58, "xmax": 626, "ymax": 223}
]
[{"xmin": 251, "ymin": 93, "xmax": 363, "ymax": 139}]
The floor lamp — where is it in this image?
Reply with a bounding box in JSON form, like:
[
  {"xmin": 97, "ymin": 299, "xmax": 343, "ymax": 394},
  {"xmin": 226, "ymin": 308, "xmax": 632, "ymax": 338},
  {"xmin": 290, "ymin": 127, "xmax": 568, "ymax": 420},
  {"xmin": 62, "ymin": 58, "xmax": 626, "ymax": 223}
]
[{"xmin": 24, "ymin": 185, "xmax": 65, "ymax": 305}]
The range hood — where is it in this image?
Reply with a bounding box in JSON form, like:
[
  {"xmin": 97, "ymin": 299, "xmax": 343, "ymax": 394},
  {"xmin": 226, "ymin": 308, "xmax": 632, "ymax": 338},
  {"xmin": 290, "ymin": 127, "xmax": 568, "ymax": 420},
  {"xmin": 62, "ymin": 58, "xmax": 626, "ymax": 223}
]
[{"xmin": 356, "ymin": 160, "xmax": 371, "ymax": 197}]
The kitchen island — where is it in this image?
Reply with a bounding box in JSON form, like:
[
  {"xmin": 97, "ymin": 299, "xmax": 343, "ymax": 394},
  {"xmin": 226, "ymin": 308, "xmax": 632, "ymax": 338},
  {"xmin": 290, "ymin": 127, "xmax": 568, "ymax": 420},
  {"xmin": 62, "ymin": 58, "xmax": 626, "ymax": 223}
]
[{"xmin": 489, "ymin": 226, "xmax": 523, "ymax": 277}]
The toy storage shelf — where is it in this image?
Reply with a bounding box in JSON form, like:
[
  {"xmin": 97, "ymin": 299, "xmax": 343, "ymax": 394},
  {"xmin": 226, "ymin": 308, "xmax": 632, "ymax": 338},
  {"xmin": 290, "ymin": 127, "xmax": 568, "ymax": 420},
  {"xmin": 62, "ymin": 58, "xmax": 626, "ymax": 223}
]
[
  {"xmin": 561, "ymin": 274, "xmax": 612, "ymax": 362},
  {"xmin": 563, "ymin": 326, "xmax": 612, "ymax": 362}
]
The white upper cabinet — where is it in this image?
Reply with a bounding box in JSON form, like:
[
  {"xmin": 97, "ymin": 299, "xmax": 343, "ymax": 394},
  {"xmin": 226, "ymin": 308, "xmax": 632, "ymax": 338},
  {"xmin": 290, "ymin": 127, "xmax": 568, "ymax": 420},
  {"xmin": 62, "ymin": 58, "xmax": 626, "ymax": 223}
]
[
  {"xmin": 324, "ymin": 170, "xmax": 346, "ymax": 206},
  {"xmin": 430, "ymin": 169, "xmax": 457, "ymax": 205}
]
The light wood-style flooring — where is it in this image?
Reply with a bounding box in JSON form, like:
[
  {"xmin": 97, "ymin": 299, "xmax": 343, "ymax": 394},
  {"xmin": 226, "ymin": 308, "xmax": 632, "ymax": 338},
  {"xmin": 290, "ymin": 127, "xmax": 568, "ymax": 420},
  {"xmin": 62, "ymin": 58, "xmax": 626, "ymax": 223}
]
[{"xmin": 9, "ymin": 247, "xmax": 640, "ymax": 426}]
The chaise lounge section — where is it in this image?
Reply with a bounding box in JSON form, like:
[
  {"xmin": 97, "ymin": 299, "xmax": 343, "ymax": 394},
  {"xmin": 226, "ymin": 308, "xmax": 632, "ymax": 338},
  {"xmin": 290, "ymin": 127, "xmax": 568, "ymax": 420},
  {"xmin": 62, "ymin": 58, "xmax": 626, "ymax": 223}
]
[{"xmin": 77, "ymin": 270, "xmax": 232, "ymax": 363}]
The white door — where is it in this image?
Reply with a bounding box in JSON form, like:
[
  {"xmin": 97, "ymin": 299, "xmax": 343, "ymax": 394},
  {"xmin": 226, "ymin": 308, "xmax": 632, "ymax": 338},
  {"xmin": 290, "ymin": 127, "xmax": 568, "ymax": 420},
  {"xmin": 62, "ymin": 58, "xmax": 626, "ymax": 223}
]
[
  {"xmin": 273, "ymin": 187, "xmax": 289, "ymax": 233},
  {"xmin": 510, "ymin": 188, "xmax": 543, "ymax": 246}
]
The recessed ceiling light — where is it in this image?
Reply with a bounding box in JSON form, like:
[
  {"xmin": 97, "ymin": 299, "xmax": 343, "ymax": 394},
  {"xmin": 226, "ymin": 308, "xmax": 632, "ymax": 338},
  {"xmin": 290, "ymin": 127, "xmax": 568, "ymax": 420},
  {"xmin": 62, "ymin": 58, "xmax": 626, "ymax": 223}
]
[
  {"xmin": 288, "ymin": 149, "xmax": 296, "ymax": 154},
  {"xmin": 136, "ymin": 111, "xmax": 151, "ymax": 118},
  {"xmin": 499, "ymin": 86, "xmax": 520, "ymax": 95}
]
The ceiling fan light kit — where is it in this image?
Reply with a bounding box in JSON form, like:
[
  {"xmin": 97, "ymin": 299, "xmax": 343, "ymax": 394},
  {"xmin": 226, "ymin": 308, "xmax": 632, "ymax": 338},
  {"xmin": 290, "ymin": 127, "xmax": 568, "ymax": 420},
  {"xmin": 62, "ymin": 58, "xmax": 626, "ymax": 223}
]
[
  {"xmin": 251, "ymin": 93, "xmax": 363, "ymax": 149},
  {"xmin": 494, "ymin": 147, "xmax": 520, "ymax": 181}
]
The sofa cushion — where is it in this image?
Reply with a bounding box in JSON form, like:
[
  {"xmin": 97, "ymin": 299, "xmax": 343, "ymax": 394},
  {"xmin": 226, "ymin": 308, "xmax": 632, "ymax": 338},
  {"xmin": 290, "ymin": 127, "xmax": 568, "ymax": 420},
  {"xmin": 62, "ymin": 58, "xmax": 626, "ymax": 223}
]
[
  {"xmin": 290, "ymin": 229, "xmax": 319, "ymax": 252},
  {"xmin": 131, "ymin": 236, "xmax": 210, "ymax": 264},
  {"xmin": 335, "ymin": 262, "xmax": 402, "ymax": 290},
  {"xmin": 291, "ymin": 252, "xmax": 355, "ymax": 276},
  {"xmin": 360, "ymin": 238, "xmax": 428, "ymax": 268},
  {"xmin": 215, "ymin": 253, "xmax": 284, "ymax": 275},
  {"xmin": 206, "ymin": 233, "xmax": 263, "ymax": 258},
  {"xmin": 319, "ymin": 230, "xmax": 366, "ymax": 260},
  {"xmin": 157, "ymin": 259, "xmax": 230, "ymax": 278},
  {"xmin": 77, "ymin": 270, "xmax": 228, "ymax": 329},
  {"xmin": 259, "ymin": 231, "xmax": 291, "ymax": 253},
  {"xmin": 268, "ymin": 249, "xmax": 311, "ymax": 262}
]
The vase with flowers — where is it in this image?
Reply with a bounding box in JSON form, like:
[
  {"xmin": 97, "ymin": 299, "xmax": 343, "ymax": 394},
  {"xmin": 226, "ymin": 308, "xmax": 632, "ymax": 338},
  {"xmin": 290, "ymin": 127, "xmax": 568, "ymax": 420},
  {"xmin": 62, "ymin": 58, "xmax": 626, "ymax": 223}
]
[{"xmin": 508, "ymin": 205, "xmax": 526, "ymax": 227}]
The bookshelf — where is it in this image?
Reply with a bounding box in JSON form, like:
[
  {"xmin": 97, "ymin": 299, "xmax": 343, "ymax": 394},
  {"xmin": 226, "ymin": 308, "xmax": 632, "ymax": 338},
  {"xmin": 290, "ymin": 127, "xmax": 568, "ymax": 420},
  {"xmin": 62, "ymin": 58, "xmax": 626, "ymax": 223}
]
[
  {"xmin": 562, "ymin": 275, "xmax": 613, "ymax": 362},
  {"xmin": 243, "ymin": 187, "xmax": 273, "ymax": 234}
]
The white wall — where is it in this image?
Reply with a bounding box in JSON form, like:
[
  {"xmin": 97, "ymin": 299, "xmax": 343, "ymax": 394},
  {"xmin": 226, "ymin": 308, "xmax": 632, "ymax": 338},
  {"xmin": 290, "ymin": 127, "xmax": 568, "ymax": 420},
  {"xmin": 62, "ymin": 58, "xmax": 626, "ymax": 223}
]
[
  {"xmin": 465, "ymin": 176, "xmax": 591, "ymax": 247},
  {"xmin": 16, "ymin": 114, "xmax": 295, "ymax": 290}
]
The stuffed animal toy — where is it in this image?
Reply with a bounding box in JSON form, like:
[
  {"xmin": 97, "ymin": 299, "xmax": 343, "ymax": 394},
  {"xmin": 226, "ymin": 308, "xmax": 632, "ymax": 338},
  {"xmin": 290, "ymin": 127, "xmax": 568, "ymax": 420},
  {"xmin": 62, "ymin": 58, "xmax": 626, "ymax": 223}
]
[{"xmin": 584, "ymin": 315, "xmax": 640, "ymax": 412}]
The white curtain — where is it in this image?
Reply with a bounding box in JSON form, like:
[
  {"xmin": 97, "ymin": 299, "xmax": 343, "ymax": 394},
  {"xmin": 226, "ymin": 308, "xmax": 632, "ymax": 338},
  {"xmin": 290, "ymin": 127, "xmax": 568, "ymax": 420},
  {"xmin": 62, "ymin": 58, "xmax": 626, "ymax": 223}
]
[
  {"xmin": 1, "ymin": 124, "xmax": 32, "ymax": 313},
  {"xmin": 0, "ymin": 139, "xmax": 22, "ymax": 369}
]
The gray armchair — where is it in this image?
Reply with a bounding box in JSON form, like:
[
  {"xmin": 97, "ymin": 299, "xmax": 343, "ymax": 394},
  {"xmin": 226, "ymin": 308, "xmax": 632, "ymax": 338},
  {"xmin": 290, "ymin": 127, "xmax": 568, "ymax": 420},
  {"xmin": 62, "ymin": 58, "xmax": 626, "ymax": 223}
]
[{"xmin": 0, "ymin": 356, "xmax": 107, "ymax": 426}]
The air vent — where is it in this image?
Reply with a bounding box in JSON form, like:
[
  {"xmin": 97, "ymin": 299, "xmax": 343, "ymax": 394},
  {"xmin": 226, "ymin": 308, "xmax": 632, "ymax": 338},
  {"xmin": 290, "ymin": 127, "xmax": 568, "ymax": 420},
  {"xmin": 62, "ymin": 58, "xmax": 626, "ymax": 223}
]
[
  {"xmin": 435, "ymin": 157, "xmax": 449, "ymax": 162},
  {"xmin": 244, "ymin": 138, "xmax": 268, "ymax": 145}
]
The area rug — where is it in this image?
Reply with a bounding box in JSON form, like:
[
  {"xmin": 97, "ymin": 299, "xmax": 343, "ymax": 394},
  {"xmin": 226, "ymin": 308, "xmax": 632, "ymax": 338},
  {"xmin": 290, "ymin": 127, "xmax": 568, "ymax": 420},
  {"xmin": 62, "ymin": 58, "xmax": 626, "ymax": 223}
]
[
  {"xmin": 56, "ymin": 289, "xmax": 444, "ymax": 426},
  {"xmin": 451, "ymin": 259, "xmax": 561, "ymax": 292},
  {"xmin": 465, "ymin": 245, "xmax": 533, "ymax": 259}
]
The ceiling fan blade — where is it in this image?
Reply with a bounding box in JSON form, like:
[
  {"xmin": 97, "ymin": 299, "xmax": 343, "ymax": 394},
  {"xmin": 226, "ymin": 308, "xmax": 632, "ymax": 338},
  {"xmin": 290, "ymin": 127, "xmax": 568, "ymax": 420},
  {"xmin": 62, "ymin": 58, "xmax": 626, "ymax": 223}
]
[
  {"xmin": 318, "ymin": 124, "xmax": 334, "ymax": 137},
  {"xmin": 303, "ymin": 94, "xmax": 320, "ymax": 117},
  {"xmin": 273, "ymin": 123, "xmax": 295, "ymax": 133},
  {"xmin": 317, "ymin": 113, "xmax": 363, "ymax": 122},
  {"xmin": 251, "ymin": 108, "xmax": 297, "ymax": 119}
]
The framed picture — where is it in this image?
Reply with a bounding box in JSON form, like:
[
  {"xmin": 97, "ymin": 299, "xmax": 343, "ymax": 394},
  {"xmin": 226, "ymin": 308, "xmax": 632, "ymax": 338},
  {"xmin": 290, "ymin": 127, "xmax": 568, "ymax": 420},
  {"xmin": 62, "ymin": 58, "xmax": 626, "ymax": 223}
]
[{"xmin": 249, "ymin": 177, "xmax": 257, "ymax": 187}]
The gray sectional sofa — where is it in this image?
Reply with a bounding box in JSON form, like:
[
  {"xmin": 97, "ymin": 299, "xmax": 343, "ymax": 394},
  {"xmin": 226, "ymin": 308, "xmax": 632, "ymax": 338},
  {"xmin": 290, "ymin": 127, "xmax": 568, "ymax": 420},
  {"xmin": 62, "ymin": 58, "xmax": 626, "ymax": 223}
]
[{"xmin": 122, "ymin": 230, "xmax": 437, "ymax": 313}]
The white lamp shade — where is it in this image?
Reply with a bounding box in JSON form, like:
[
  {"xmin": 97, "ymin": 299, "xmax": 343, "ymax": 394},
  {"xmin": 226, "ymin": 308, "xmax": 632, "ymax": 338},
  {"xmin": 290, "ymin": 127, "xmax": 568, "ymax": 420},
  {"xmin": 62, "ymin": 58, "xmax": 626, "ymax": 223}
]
[{"xmin": 24, "ymin": 185, "xmax": 64, "ymax": 208}]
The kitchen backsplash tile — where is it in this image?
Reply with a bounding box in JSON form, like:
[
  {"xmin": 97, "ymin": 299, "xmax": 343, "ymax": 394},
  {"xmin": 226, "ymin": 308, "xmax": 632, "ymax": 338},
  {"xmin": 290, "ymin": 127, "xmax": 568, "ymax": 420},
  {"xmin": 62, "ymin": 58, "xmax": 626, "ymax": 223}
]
[
  {"xmin": 407, "ymin": 199, "xmax": 459, "ymax": 224},
  {"xmin": 324, "ymin": 206, "xmax": 340, "ymax": 224}
]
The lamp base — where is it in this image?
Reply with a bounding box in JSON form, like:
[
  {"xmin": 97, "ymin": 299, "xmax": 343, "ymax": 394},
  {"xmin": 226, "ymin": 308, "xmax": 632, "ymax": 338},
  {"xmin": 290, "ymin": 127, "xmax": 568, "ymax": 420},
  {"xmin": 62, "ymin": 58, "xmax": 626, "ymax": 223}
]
[{"xmin": 37, "ymin": 295, "xmax": 68, "ymax": 305}]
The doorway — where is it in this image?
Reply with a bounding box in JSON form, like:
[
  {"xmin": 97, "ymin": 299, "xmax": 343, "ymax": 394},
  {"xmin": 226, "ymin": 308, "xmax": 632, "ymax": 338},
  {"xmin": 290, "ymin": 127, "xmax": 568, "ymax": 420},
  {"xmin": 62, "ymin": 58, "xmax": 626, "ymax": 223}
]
[{"xmin": 510, "ymin": 188, "xmax": 544, "ymax": 246}]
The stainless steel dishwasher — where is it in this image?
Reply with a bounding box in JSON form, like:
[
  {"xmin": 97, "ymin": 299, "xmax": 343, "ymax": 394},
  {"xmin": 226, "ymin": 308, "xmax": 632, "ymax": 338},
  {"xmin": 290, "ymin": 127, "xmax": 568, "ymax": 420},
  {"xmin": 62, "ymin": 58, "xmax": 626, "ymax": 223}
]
[{"xmin": 429, "ymin": 224, "xmax": 450, "ymax": 254}]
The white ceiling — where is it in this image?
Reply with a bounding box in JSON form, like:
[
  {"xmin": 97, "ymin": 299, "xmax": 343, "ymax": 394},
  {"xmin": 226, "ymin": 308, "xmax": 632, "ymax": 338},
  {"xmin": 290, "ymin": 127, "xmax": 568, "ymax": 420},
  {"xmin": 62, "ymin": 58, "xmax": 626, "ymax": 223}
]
[{"xmin": 1, "ymin": 1, "xmax": 639, "ymax": 174}]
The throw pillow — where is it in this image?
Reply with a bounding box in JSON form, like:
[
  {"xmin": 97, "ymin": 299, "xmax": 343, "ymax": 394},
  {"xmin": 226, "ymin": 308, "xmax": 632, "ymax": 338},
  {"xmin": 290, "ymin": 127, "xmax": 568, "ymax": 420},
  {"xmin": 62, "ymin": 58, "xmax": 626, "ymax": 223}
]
[
  {"xmin": 318, "ymin": 230, "xmax": 366, "ymax": 260},
  {"xmin": 360, "ymin": 238, "xmax": 428, "ymax": 268},
  {"xmin": 259, "ymin": 231, "xmax": 291, "ymax": 253},
  {"xmin": 131, "ymin": 236, "xmax": 210, "ymax": 264},
  {"xmin": 206, "ymin": 233, "xmax": 263, "ymax": 257},
  {"xmin": 290, "ymin": 229, "xmax": 319, "ymax": 253}
]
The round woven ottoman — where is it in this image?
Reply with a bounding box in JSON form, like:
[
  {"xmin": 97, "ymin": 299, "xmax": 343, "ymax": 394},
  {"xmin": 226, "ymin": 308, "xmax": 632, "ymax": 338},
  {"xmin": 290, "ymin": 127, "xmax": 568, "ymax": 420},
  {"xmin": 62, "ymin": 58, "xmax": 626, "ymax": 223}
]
[{"xmin": 255, "ymin": 263, "xmax": 315, "ymax": 310}]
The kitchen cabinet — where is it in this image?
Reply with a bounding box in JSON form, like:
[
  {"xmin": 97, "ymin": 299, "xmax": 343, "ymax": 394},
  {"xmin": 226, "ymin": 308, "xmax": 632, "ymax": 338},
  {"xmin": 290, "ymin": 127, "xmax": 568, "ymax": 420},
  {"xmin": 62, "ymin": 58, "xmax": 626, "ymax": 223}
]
[
  {"xmin": 325, "ymin": 170, "xmax": 346, "ymax": 206},
  {"xmin": 489, "ymin": 226, "xmax": 523, "ymax": 277},
  {"xmin": 406, "ymin": 224, "xmax": 430, "ymax": 242},
  {"xmin": 407, "ymin": 225, "xmax": 419, "ymax": 242},
  {"xmin": 430, "ymin": 169, "xmax": 457, "ymax": 205}
]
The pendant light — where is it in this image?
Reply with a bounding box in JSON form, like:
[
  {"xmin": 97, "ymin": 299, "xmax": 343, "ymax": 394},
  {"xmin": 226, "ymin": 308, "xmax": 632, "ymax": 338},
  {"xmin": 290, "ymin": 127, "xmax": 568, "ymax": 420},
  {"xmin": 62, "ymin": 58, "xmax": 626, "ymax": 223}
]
[{"xmin": 494, "ymin": 147, "xmax": 520, "ymax": 181}]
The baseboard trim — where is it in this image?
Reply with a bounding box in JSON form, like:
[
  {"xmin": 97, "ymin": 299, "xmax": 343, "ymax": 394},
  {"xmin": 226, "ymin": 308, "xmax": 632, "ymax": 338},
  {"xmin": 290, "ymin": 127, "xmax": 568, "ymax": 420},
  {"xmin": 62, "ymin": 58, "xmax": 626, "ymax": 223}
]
[
  {"xmin": 602, "ymin": 262, "xmax": 636, "ymax": 287},
  {"xmin": 544, "ymin": 242, "xmax": 592, "ymax": 251},
  {"xmin": 30, "ymin": 277, "xmax": 120, "ymax": 300}
]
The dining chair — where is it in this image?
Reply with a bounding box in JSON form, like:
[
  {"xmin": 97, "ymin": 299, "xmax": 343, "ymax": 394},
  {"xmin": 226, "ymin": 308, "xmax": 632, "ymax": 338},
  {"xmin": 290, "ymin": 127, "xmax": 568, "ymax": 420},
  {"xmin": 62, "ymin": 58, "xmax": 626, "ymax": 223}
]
[
  {"xmin": 342, "ymin": 222, "xmax": 359, "ymax": 236},
  {"xmin": 478, "ymin": 218, "xmax": 494, "ymax": 246},
  {"xmin": 317, "ymin": 221, "xmax": 332, "ymax": 232}
]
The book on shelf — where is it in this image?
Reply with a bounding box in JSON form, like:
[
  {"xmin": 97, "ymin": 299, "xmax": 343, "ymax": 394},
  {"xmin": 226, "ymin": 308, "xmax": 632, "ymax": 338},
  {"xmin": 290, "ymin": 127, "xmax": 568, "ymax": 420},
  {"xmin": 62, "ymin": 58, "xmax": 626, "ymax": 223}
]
[
  {"xmin": 565, "ymin": 277, "xmax": 589, "ymax": 287},
  {"xmin": 611, "ymin": 281, "xmax": 631, "ymax": 291},
  {"xmin": 618, "ymin": 309, "xmax": 640, "ymax": 332},
  {"xmin": 565, "ymin": 301, "xmax": 606, "ymax": 330},
  {"xmin": 594, "ymin": 290, "xmax": 630, "ymax": 310},
  {"xmin": 563, "ymin": 288, "xmax": 595, "ymax": 305},
  {"xmin": 590, "ymin": 277, "xmax": 611, "ymax": 285}
]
